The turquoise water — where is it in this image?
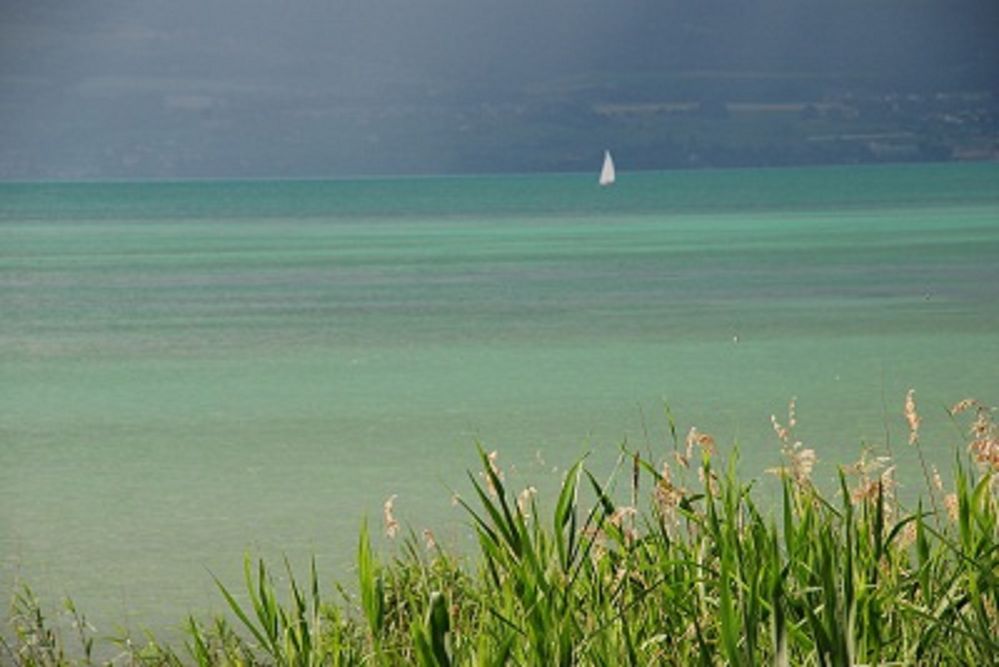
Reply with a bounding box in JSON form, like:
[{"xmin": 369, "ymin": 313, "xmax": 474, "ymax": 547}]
[{"xmin": 2, "ymin": 163, "xmax": 998, "ymax": 638}]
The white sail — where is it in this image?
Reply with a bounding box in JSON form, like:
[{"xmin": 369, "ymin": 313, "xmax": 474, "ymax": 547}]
[{"xmin": 599, "ymin": 150, "xmax": 615, "ymax": 186}]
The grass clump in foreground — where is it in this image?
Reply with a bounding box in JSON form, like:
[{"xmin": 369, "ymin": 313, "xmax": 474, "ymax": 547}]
[{"xmin": 4, "ymin": 392, "xmax": 999, "ymax": 666}]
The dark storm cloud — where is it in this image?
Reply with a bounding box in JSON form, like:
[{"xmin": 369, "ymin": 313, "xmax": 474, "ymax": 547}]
[{"xmin": 1, "ymin": 0, "xmax": 996, "ymax": 178}]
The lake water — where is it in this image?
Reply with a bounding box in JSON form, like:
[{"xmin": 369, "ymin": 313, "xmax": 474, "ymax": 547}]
[{"xmin": 2, "ymin": 163, "xmax": 998, "ymax": 640}]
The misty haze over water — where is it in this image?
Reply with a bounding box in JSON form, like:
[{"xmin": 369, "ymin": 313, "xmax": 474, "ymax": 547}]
[{"xmin": 1, "ymin": 0, "xmax": 997, "ymax": 179}]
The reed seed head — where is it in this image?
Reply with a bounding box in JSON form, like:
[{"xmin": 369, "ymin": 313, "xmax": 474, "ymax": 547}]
[
  {"xmin": 480, "ymin": 450, "xmax": 505, "ymax": 497},
  {"xmin": 609, "ymin": 506, "xmax": 637, "ymax": 527},
  {"xmin": 654, "ymin": 461, "xmax": 685, "ymax": 531},
  {"xmin": 771, "ymin": 414, "xmax": 790, "ymax": 444},
  {"xmin": 422, "ymin": 528, "xmax": 437, "ymax": 551},
  {"xmin": 898, "ymin": 519, "xmax": 918, "ymax": 549},
  {"xmin": 698, "ymin": 465, "xmax": 720, "ymax": 496},
  {"xmin": 787, "ymin": 443, "xmax": 817, "ymax": 485},
  {"xmin": 770, "ymin": 439, "xmax": 817, "ymax": 487},
  {"xmin": 383, "ymin": 494, "xmax": 399, "ymax": 539},
  {"xmin": 949, "ymin": 398, "xmax": 979, "ymax": 416},
  {"xmin": 516, "ymin": 486, "xmax": 537, "ymax": 516},
  {"xmin": 944, "ymin": 492, "xmax": 960, "ymax": 522},
  {"xmin": 685, "ymin": 427, "xmax": 716, "ymax": 457},
  {"xmin": 931, "ymin": 465, "xmax": 944, "ymax": 493},
  {"xmin": 846, "ymin": 450, "xmax": 896, "ymax": 511},
  {"xmin": 905, "ymin": 389, "xmax": 920, "ymax": 445},
  {"xmin": 966, "ymin": 404, "xmax": 999, "ymax": 472}
]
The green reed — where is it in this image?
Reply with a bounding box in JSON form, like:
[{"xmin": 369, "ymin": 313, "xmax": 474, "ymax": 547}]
[{"xmin": 4, "ymin": 394, "xmax": 998, "ymax": 665}]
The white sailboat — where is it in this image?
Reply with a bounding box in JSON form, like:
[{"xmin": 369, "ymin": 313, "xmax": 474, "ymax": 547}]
[{"xmin": 598, "ymin": 149, "xmax": 615, "ymax": 186}]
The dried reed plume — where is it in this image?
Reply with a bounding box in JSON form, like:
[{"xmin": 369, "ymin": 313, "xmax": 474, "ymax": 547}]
[
  {"xmin": 383, "ymin": 494, "xmax": 399, "ymax": 539},
  {"xmin": 904, "ymin": 389, "xmax": 921, "ymax": 445},
  {"xmin": 768, "ymin": 397, "xmax": 816, "ymax": 486},
  {"xmin": 944, "ymin": 492, "xmax": 960, "ymax": 522},
  {"xmin": 422, "ymin": 528, "xmax": 438, "ymax": 551},
  {"xmin": 516, "ymin": 486, "xmax": 538, "ymax": 517},
  {"xmin": 771, "ymin": 415, "xmax": 791, "ymax": 444},
  {"xmin": 846, "ymin": 451, "xmax": 896, "ymax": 508},
  {"xmin": 905, "ymin": 388, "xmax": 941, "ymax": 518},
  {"xmin": 786, "ymin": 443, "xmax": 817, "ymax": 486},
  {"xmin": 682, "ymin": 427, "xmax": 716, "ymax": 465},
  {"xmin": 967, "ymin": 403, "xmax": 999, "ymax": 473},
  {"xmin": 481, "ymin": 450, "xmax": 504, "ymax": 497},
  {"xmin": 608, "ymin": 505, "xmax": 638, "ymax": 543},
  {"xmin": 653, "ymin": 461, "xmax": 685, "ymax": 533},
  {"xmin": 949, "ymin": 398, "xmax": 980, "ymax": 416},
  {"xmin": 931, "ymin": 465, "xmax": 945, "ymax": 493},
  {"xmin": 771, "ymin": 397, "xmax": 797, "ymax": 443}
]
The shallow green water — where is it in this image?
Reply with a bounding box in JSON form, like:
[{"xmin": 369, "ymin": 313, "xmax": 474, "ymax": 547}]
[{"xmin": 2, "ymin": 163, "xmax": 998, "ymax": 638}]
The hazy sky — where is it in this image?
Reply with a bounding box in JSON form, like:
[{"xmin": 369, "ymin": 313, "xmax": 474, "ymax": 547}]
[{"xmin": 2, "ymin": 0, "xmax": 996, "ymax": 178}]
